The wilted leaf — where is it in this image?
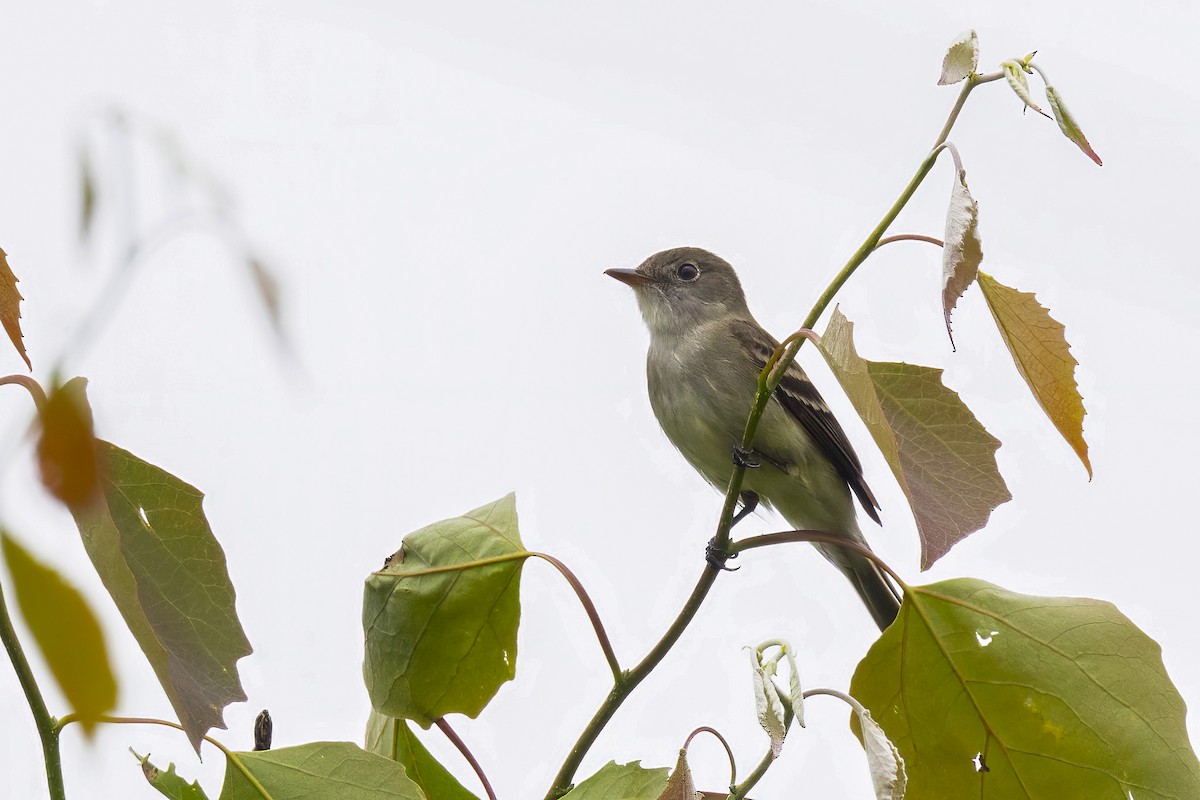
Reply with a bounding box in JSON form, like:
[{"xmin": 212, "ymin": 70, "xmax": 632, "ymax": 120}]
[
  {"xmin": 561, "ymin": 761, "xmax": 670, "ymax": 800},
  {"xmin": 749, "ymin": 650, "xmax": 787, "ymax": 758},
  {"xmin": 0, "ymin": 247, "xmax": 30, "ymax": 370},
  {"xmin": 133, "ymin": 750, "xmax": 211, "ymax": 800},
  {"xmin": 858, "ymin": 709, "xmax": 907, "ymax": 800},
  {"xmin": 941, "ymin": 164, "xmax": 983, "ymax": 346},
  {"xmin": 37, "ymin": 377, "xmax": 102, "ymax": 508},
  {"xmin": 850, "ymin": 579, "xmax": 1200, "ymax": 798},
  {"xmin": 978, "ymin": 272, "xmax": 1091, "ymax": 477},
  {"xmin": 364, "ymin": 494, "xmax": 526, "ymax": 726},
  {"xmin": 1001, "ymin": 60, "xmax": 1050, "ymax": 118},
  {"xmin": 782, "ymin": 647, "xmax": 805, "ymax": 729},
  {"xmin": 366, "ymin": 710, "xmax": 478, "ymax": 800},
  {"xmin": 73, "ymin": 441, "xmax": 252, "ymax": 751},
  {"xmin": 219, "ymin": 742, "xmax": 425, "ymax": 800},
  {"xmin": 1046, "ymin": 84, "xmax": 1103, "ymax": 166},
  {"xmin": 817, "ymin": 310, "xmax": 1010, "ymax": 568},
  {"xmin": 937, "ymin": 30, "xmax": 978, "ymax": 85},
  {"xmin": 2, "ymin": 532, "xmax": 116, "ymax": 734},
  {"xmin": 656, "ymin": 750, "xmax": 697, "ymax": 800}
]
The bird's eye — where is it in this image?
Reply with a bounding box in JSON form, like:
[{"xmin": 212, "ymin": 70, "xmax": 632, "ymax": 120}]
[{"xmin": 676, "ymin": 263, "xmax": 699, "ymax": 282}]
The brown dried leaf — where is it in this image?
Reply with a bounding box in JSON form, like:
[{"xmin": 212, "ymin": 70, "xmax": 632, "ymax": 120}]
[
  {"xmin": 942, "ymin": 166, "xmax": 983, "ymax": 347},
  {"xmin": 0, "ymin": 248, "xmax": 30, "ymax": 370}
]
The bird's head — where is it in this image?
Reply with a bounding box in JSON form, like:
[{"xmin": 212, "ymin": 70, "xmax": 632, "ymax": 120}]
[{"xmin": 606, "ymin": 247, "xmax": 750, "ymax": 337}]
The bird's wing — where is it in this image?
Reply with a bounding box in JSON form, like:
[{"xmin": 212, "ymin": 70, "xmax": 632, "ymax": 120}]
[{"xmin": 729, "ymin": 319, "xmax": 882, "ymax": 525}]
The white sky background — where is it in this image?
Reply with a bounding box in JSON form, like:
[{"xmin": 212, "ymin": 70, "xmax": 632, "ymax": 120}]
[{"xmin": 1, "ymin": 1, "xmax": 1198, "ymax": 797}]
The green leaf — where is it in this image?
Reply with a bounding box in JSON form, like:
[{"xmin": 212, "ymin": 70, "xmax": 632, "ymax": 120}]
[
  {"xmin": 365, "ymin": 710, "xmax": 478, "ymax": 800},
  {"xmin": 1001, "ymin": 60, "xmax": 1050, "ymax": 118},
  {"xmin": 941, "ymin": 163, "xmax": 983, "ymax": 346},
  {"xmin": 561, "ymin": 761, "xmax": 669, "ymax": 800},
  {"xmin": 72, "ymin": 441, "xmax": 252, "ymax": 750},
  {"xmin": 363, "ymin": 493, "xmax": 526, "ymax": 726},
  {"xmin": 0, "ymin": 246, "xmax": 30, "ymax": 370},
  {"xmin": 37, "ymin": 377, "xmax": 102, "ymax": 508},
  {"xmin": 1, "ymin": 532, "xmax": 116, "ymax": 734},
  {"xmin": 1045, "ymin": 84, "xmax": 1103, "ymax": 166},
  {"xmin": 133, "ymin": 750, "xmax": 211, "ymax": 800},
  {"xmin": 219, "ymin": 742, "xmax": 426, "ymax": 800},
  {"xmin": 937, "ymin": 29, "xmax": 978, "ymax": 85},
  {"xmin": 850, "ymin": 578, "xmax": 1200, "ymax": 798},
  {"xmin": 817, "ymin": 310, "xmax": 1010, "ymax": 568},
  {"xmin": 977, "ymin": 273, "xmax": 1091, "ymax": 478}
]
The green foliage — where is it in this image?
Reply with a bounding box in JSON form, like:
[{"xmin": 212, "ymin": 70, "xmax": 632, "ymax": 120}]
[
  {"xmin": 850, "ymin": 578, "xmax": 1200, "ymax": 798},
  {"xmin": 1, "ymin": 532, "xmax": 116, "ymax": 733},
  {"xmin": 561, "ymin": 761, "xmax": 669, "ymax": 800},
  {"xmin": 219, "ymin": 742, "xmax": 425, "ymax": 800},
  {"xmin": 365, "ymin": 711, "xmax": 479, "ymax": 800},
  {"xmin": 363, "ymin": 493, "xmax": 526, "ymax": 726},
  {"xmin": 817, "ymin": 309, "xmax": 1011, "ymax": 568},
  {"xmin": 134, "ymin": 751, "xmax": 210, "ymax": 800},
  {"xmin": 73, "ymin": 441, "xmax": 252, "ymax": 750}
]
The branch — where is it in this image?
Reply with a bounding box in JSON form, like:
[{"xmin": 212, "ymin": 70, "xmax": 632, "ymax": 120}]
[
  {"xmin": 731, "ymin": 530, "xmax": 907, "ymax": 590},
  {"xmin": 435, "ymin": 717, "xmax": 498, "ymax": 800}
]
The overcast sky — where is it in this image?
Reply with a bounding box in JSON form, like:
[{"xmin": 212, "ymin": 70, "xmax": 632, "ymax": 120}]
[{"xmin": 2, "ymin": 1, "xmax": 1198, "ymax": 798}]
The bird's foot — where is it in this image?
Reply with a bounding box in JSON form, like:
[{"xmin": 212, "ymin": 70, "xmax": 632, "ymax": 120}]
[
  {"xmin": 732, "ymin": 446, "xmax": 760, "ymax": 469},
  {"xmin": 731, "ymin": 491, "xmax": 759, "ymax": 528},
  {"xmin": 706, "ymin": 538, "xmax": 740, "ymax": 571}
]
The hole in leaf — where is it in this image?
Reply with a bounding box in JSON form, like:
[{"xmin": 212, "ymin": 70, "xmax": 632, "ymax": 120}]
[
  {"xmin": 973, "ymin": 752, "xmax": 990, "ymax": 772},
  {"xmin": 975, "ymin": 630, "xmax": 999, "ymax": 647},
  {"xmin": 137, "ymin": 506, "xmax": 151, "ymax": 528}
]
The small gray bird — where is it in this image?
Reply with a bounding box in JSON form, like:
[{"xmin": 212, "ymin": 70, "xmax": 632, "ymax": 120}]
[{"xmin": 607, "ymin": 247, "xmax": 900, "ymax": 630}]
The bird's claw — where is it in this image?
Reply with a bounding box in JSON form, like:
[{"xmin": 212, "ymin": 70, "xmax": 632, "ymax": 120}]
[
  {"xmin": 706, "ymin": 538, "xmax": 740, "ymax": 571},
  {"xmin": 732, "ymin": 446, "xmax": 760, "ymax": 469}
]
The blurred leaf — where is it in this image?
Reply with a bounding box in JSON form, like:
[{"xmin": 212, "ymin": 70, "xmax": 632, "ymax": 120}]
[
  {"xmin": 0, "ymin": 247, "xmax": 30, "ymax": 370},
  {"xmin": 1046, "ymin": 84, "xmax": 1103, "ymax": 166},
  {"xmin": 937, "ymin": 30, "xmax": 978, "ymax": 85},
  {"xmin": 1001, "ymin": 60, "xmax": 1050, "ymax": 118},
  {"xmin": 749, "ymin": 650, "xmax": 786, "ymax": 758},
  {"xmin": 978, "ymin": 273, "xmax": 1091, "ymax": 478},
  {"xmin": 858, "ymin": 709, "xmax": 907, "ymax": 800},
  {"xmin": 817, "ymin": 309, "xmax": 1010, "ymax": 568},
  {"xmin": 133, "ymin": 750, "xmax": 210, "ymax": 800},
  {"xmin": 850, "ymin": 578, "xmax": 1200, "ymax": 797},
  {"xmin": 561, "ymin": 761, "xmax": 670, "ymax": 800},
  {"xmin": 941, "ymin": 163, "xmax": 982, "ymax": 346},
  {"xmin": 80, "ymin": 149, "xmax": 97, "ymax": 242},
  {"xmin": 219, "ymin": 742, "xmax": 425, "ymax": 800},
  {"xmin": 365, "ymin": 710, "xmax": 478, "ymax": 800},
  {"xmin": 37, "ymin": 377, "xmax": 102, "ymax": 508},
  {"xmin": 73, "ymin": 441, "xmax": 252, "ymax": 751},
  {"xmin": 363, "ymin": 494, "xmax": 526, "ymax": 726},
  {"xmin": 656, "ymin": 750, "xmax": 696, "ymax": 800},
  {"xmin": 1, "ymin": 532, "xmax": 116, "ymax": 734},
  {"xmin": 246, "ymin": 257, "xmax": 287, "ymax": 345}
]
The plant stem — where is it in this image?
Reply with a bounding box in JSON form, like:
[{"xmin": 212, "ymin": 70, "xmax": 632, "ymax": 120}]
[
  {"xmin": 874, "ymin": 233, "xmax": 945, "ymax": 250},
  {"xmin": 731, "ymin": 530, "xmax": 907, "ymax": 589},
  {"xmin": 435, "ymin": 717, "xmax": 498, "ymax": 800},
  {"xmin": 531, "ymin": 553, "xmax": 622, "ymax": 683},
  {"xmin": 544, "ymin": 70, "xmax": 1000, "ymax": 800},
  {"xmin": 0, "ymin": 572, "xmax": 66, "ymax": 800},
  {"xmin": 683, "ymin": 726, "xmax": 738, "ymax": 788}
]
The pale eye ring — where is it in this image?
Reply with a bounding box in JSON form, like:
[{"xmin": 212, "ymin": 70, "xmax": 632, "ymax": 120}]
[{"xmin": 676, "ymin": 262, "xmax": 699, "ymax": 281}]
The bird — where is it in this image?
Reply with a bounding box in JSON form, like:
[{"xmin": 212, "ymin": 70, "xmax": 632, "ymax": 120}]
[{"xmin": 606, "ymin": 246, "xmax": 900, "ymax": 630}]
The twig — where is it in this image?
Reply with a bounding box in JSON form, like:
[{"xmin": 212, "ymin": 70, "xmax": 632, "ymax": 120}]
[
  {"xmin": 435, "ymin": 717, "xmax": 498, "ymax": 800},
  {"xmin": 531, "ymin": 553, "xmax": 622, "ymax": 682}
]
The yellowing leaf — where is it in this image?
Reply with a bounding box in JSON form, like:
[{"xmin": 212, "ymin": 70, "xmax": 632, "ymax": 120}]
[
  {"xmin": 942, "ymin": 165, "xmax": 983, "ymax": 346},
  {"xmin": 37, "ymin": 377, "xmax": 103, "ymax": 509},
  {"xmin": 937, "ymin": 30, "xmax": 978, "ymax": 85},
  {"xmin": 1001, "ymin": 60, "xmax": 1050, "ymax": 119},
  {"xmin": 978, "ymin": 272, "xmax": 1091, "ymax": 478},
  {"xmin": 817, "ymin": 309, "xmax": 1010, "ymax": 569},
  {"xmin": 2, "ymin": 532, "xmax": 117, "ymax": 734},
  {"xmin": 1046, "ymin": 84, "xmax": 1103, "ymax": 166},
  {"xmin": 0, "ymin": 247, "xmax": 30, "ymax": 370},
  {"xmin": 850, "ymin": 578, "xmax": 1200, "ymax": 797}
]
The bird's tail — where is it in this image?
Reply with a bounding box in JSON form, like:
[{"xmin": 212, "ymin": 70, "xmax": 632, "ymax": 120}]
[{"xmin": 815, "ymin": 541, "xmax": 902, "ymax": 631}]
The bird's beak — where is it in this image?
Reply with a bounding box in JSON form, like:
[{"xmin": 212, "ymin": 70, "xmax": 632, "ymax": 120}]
[{"xmin": 605, "ymin": 268, "xmax": 652, "ymax": 287}]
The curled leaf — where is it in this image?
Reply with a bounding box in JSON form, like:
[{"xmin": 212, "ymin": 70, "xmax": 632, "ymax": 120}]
[
  {"xmin": 3, "ymin": 532, "xmax": 117, "ymax": 734},
  {"xmin": 0, "ymin": 247, "xmax": 30, "ymax": 370},
  {"xmin": 656, "ymin": 750, "xmax": 697, "ymax": 800},
  {"xmin": 817, "ymin": 309, "xmax": 1010, "ymax": 568},
  {"xmin": 37, "ymin": 377, "xmax": 102, "ymax": 509},
  {"xmin": 132, "ymin": 750, "xmax": 210, "ymax": 800},
  {"xmin": 1046, "ymin": 84, "xmax": 1103, "ymax": 166},
  {"xmin": 978, "ymin": 272, "xmax": 1091, "ymax": 477},
  {"xmin": 941, "ymin": 163, "xmax": 983, "ymax": 346},
  {"xmin": 937, "ymin": 30, "xmax": 978, "ymax": 85},
  {"xmin": 859, "ymin": 709, "xmax": 907, "ymax": 800},
  {"xmin": 749, "ymin": 650, "xmax": 787, "ymax": 758},
  {"xmin": 1001, "ymin": 60, "xmax": 1050, "ymax": 118},
  {"xmin": 782, "ymin": 647, "xmax": 805, "ymax": 729}
]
